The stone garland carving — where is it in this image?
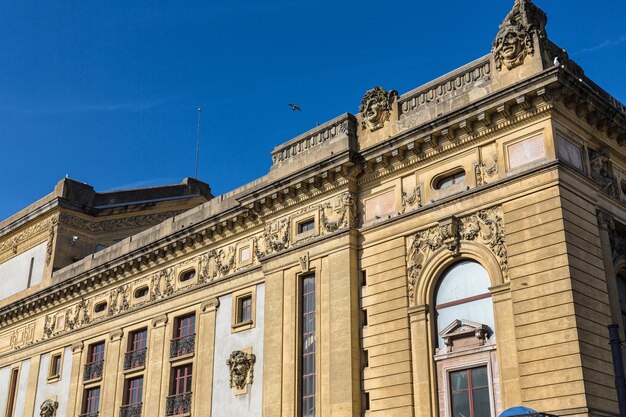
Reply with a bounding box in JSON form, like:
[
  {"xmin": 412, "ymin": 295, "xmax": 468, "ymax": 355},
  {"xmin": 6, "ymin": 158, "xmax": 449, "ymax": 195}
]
[
  {"xmin": 45, "ymin": 218, "xmax": 58, "ymax": 265},
  {"xmin": 39, "ymin": 399, "xmax": 58, "ymax": 417},
  {"xmin": 475, "ymin": 155, "xmax": 499, "ymax": 186},
  {"xmin": 600, "ymin": 212, "xmax": 626, "ymax": 265},
  {"xmin": 0, "ymin": 214, "xmax": 59, "ymax": 257},
  {"xmin": 320, "ymin": 193, "xmax": 356, "ymax": 233},
  {"xmin": 58, "ymin": 210, "xmax": 186, "ymax": 233},
  {"xmin": 589, "ymin": 148, "xmax": 618, "ymax": 198},
  {"xmin": 211, "ymin": 246, "xmax": 237, "ymax": 279},
  {"xmin": 43, "ymin": 315, "xmax": 56, "ymax": 339},
  {"xmin": 492, "ymin": 0, "xmax": 547, "ymax": 71},
  {"xmin": 227, "ymin": 350, "xmax": 256, "ymax": 391},
  {"xmin": 255, "ymin": 218, "xmax": 290, "ymax": 260},
  {"xmin": 406, "ymin": 207, "xmax": 508, "ymax": 305},
  {"xmin": 108, "ymin": 284, "xmax": 130, "ymax": 315},
  {"xmin": 360, "ymin": 86, "xmax": 398, "ymax": 132},
  {"xmin": 402, "ymin": 186, "xmax": 422, "ymax": 214},
  {"xmin": 150, "ymin": 268, "xmax": 174, "ymax": 301}
]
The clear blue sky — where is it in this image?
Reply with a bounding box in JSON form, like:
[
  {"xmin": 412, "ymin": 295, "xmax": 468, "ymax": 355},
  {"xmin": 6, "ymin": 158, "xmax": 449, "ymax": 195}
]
[{"xmin": 1, "ymin": 0, "xmax": 625, "ymax": 221}]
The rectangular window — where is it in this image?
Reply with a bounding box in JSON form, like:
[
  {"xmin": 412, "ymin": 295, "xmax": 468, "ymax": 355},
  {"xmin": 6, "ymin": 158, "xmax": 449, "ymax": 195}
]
[
  {"xmin": 83, "ymin": 386, "xmax": 101, "ymax": 415},
  {"xmin": 172, "ymin": 365, "xmax": 193, "ymax": 395},
  {"xmin": 450, "ymin": 367, "xmax": 491, "ymax": 417},
  {"xmin": 175, "ymin": 315, "xmax": 195, "ymax": 339},
  {"xmin": 238, "ymin": 296, "xmax": 252, "ymax": 323},
  {"xmin": 167, "ymin": 365, "xmax": 193, "ymax": 416},
  {"xmin": 89, "ymin": 342, "xmax": 105, "ymax": 363},
  {"xmin": 171, "ymin": 315, "xmax": 196, "ymax": 358},
  {"xmin": 49, "ymin": 353, "xmax": 62, "ymax": 378},
  {"xmin": 6, "ymin": 368, "xmax": 19, "ymax": 417},
  {"xmin": 129, "ymin": 329, "xmax": 147, "ymax": 352},
  {"xmin": 298, "ymin": 219, "xmax": 315, "ymax": 235},
  {"xmin": 125, "ymin": 376, "xmax": 143, "ymax": 405},
  {"xmin": 301, "ymin": 274, "xmax": 316, "ymax": 417},
  {"xmin": 84, "ymin": 342, "xmax": 105, "ymax": 381}
]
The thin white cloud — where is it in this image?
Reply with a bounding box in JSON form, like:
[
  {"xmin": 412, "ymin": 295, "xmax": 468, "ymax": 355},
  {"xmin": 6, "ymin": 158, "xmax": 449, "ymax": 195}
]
[
  {"xmin": 103, "ymin": 177, "xmax": 182, "ymax": 191},
  {"xmin": 0, "ymin": 97, "xmax": 174, "ymax": 115},
  {"xmin": 574, "ymin": 34, "xmax": 626, "ymax": 55}
]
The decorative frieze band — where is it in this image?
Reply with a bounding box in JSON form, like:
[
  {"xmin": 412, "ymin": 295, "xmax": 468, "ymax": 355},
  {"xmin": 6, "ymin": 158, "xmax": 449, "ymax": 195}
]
[
  {"xmin": 32, "ymin": 192, "xmax": 356, "ymax": 344},
  {"xmin": 0, "ymin": 214, "xmax": 59, "ymax": 261},
  {"xmin": 406, "ymin": 206, "xmax": 508, "ymax": 305},
  {"xmin": 59, "ymin": 210, "xmax": 187, "ymax": 233}
]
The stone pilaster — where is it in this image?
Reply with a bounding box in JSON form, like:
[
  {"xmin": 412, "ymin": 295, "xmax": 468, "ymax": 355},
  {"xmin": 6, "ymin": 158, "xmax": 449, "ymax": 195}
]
[
  {"xmin": 66, "ymin": 342, "xmax": 85, "ymax": 417},
  {"xmin": 193, "ymin": 298, "xmax": 220, "ymax": 416},
  {"xmin": 598, "ymin": 212, "xmax": 622, "ymax": 334},
  {"xmin": 145, "ymin": 314, "xmax": 168, "ymax": 417},
  {"xmin": 490, "ymin": 282, "xmax": 521, "ymax": 408},
  {"xmin": 22, "ymin": 355, "xmax": 41, "ymax": 417},
  {"xmin": 101, "ymin": 329, "xmax": 123, "ymax": 417},
  {"xmin": 409, "ymin": 305, "xmax": 433, "ymax": 417}
]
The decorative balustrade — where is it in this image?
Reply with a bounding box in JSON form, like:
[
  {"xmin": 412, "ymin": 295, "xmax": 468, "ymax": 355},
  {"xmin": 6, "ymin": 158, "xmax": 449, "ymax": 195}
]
[
  {"xmin": 169, "ymin": 335, "xmax": 195, "ymax": 359},
  {"xmin": 83, "ymin": 360, "xmax": 104, "ymax": 381},
  {"xmin": 165, "ymin": 392, "xmax": 192, "ymax": 416},
  {"xmin": 120, "ymin": 403, "xmax": 143, "ymax": 417},
  {"xmin": 124, "ymin": 349, "xmax": 147, "ymax": 370}
]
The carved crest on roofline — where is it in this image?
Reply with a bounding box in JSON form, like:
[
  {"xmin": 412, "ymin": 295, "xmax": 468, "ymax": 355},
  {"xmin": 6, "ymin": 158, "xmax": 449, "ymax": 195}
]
[
  {"xmin": 359, "ymin": 86, "xmax": 398, "ymax": 132},
  {"xmin": 492, "ymin": 0, "xmax": 547, "ymax": 71}
]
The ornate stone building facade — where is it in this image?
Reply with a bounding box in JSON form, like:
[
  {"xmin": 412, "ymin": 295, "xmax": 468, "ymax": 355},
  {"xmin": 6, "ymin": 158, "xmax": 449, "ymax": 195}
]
[{"xmin": 1, "ymin": 1, "xmax": 625, "ymax": 417}]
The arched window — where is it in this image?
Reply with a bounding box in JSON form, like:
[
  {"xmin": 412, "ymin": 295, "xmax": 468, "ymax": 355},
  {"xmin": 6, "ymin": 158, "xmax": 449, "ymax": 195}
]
[
  {"xmin": 433, "ymin": 260, "xmax": 499, "ymax": 417},
  {"xmin": 435, "ymin": 260, "xmax": 495, "ymax": 348}
]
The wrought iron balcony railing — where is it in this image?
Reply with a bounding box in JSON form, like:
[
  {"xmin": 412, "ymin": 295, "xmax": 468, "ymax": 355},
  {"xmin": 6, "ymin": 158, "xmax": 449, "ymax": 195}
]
[
  {"xmin": 78, "ymin": 413, "xmax": 99, "ymax": 417},
  {"xmin": 120, "ymin": 403, "xmax": 143, "ymax": 417},
  {"xmin": 165, "ymin": 392, "xmax": 192, "ymax": 416},
  {"xmin": 169, "ymin": 335, "xmax": 195, "ymax": 359},
  {"xmin": 124, "ymin": 348, "xmax": 147, "ymax": 370},
  {"xmin": 83, "ymin": 360, "xmax": 104, "ymax": 381}
]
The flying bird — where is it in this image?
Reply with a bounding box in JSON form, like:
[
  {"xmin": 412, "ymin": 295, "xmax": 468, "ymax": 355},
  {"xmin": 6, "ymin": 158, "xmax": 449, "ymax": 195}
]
[{"xmin": 288, "ymin": 103, "xmax": 302, "ymax": 111}]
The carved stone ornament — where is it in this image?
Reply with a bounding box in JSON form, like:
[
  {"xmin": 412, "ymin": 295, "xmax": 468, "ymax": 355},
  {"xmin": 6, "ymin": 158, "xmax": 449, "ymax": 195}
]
[
  {"xmin": 436, "ymin": 319, "xmax": 493, "ymax": 355},
  {"xmin": 492, "ymin": 0, "xmax": 547, "ymax": 71},
  {"xmin": 406, "ymin": 207, "xmax": 508, "ymax": 305},
  {"xmin": 320, "ymin": 192, "xmax": 356, "ymax": 233},
  {"xmin": 299, "ymin": 252, "xmax": 310, "ymax": 273},
  {"xmin": 475, "ymin": 155, "xmax": 499, "ymax": 186},
  {"xmin": 359, "ymin": 86, "xmax": 398, "ymax": 132},
  {"xmin": 226, "ymin": 350, "xmax": 256, "ymax": 391},
  {"xmin": 257, "ymin": 218, "xmax": 290, "ymax": 259},
  {"xmin": 39, "ymin": 399, "xmax": 58, "ymax": 417},
  {"xmin": 601, "ymin": 211, "xmax": 626, "ymax": 264},
  {"xmin": 402, "ymin": 186, "xmax": 422, "ymax": 214},
  {"xmin": 589, "ymin": 148, "xmax": 618, "ymax": 197},
  {"xmin": 0, "ymin": 214, "xmax": 59, "ymax": 258}
]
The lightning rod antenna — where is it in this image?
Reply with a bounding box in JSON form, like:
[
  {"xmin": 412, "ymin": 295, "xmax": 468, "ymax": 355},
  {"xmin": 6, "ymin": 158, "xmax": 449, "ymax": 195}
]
[{"xmin": 195, "ymin": 107, "xmax": 202, "ymax": 179}]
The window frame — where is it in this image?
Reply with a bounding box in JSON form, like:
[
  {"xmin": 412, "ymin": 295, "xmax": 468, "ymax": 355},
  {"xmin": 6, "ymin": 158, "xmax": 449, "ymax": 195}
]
[
  {"xmin": 442, "ymin": 361, "xmax": 494, "ymax": 417},
  {"xmin": 174, "ymin": 314, "xmax": 196, "ymax": 340},
  {"xmin": 48, "ymin": 350, "xmax": 64, "ymax": 382},
  {"xmin": 82, "ymin": 386, "xmax": 101, "ymax": 415},
  {"xmin": 124, "ymin": 376, "xmax": 144, "ymax": 406},
  {"xmin": 171, "ymin": 364, "xmax": 193, "ymax": 395},
  {"xmin": 5, "ymin": 367, "xmax": 20, "ymax": 417},
  {"xmin": 299, "ymin": 272, "xmax": 317, "ymax": 417},
  {"xmin": 231, "ymin": 286, "xmax": 257, "ymax": 333}
]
